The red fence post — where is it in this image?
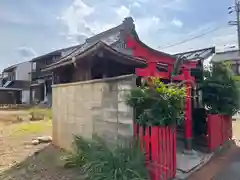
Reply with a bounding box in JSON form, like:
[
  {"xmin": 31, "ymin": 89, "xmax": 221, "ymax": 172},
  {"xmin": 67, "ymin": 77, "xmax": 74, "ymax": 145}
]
[
  {"xmin": 207, "ymin": 114, "xmax": 232, "ymax": 152},
  {"xmin": 151, "ymin": 126, "xmax": 159, "ymax": 180},
  {"xmin": 134, "ymin": 124, "xmax": 177, "ymax": 180},
  {"xmin": 145, "ymin": 127, "xmax": 150, "ymax": 167},
  {"xmin": 207, "ymin": 114, "xmax": 222, "ymax": 151},
  {"xmin": 139, "ymin": 126, "xmax": 144, "ymax": 151}
]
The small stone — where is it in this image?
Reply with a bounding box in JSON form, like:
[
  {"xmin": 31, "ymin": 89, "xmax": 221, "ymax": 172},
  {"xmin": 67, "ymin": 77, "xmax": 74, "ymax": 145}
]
[
  {"xmin": 31, "ymin": 139, "xmax": 40, "ymax": 145},
  {"xmin": 36, "ymin": 136, "xmax": 52, "ymax": 143}
]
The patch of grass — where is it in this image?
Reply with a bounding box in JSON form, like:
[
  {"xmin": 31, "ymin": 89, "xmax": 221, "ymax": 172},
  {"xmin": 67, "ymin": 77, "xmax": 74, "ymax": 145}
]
[
  {"xmin": 28, "ymin": 107, "xmax": 52, "ymax": 120},
  {"xmin": 10, "ymin": 119, "xmax": 52, "ymax": 136}
]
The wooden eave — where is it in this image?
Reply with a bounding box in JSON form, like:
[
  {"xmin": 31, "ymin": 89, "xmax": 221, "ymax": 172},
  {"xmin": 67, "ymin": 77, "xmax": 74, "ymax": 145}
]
[
  {"xmin": 129, "ymin": 29, "xmax": 176, "ymax": 59},
  {"xmin": 42, "ymin": 41, "xmax": 148, "ymax": 72}
]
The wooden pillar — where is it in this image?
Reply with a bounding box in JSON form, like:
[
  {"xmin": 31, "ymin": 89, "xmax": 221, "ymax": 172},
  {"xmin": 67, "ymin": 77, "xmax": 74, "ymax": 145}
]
[{"xmin": 183, "ymin": 68, "xmax": 193, "ymax": 150}]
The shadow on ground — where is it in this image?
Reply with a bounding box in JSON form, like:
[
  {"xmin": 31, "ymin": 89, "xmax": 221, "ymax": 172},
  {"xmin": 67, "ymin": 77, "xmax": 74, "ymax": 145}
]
[
  {"xmin": 0, "ymin": 144, "xmax": 84, "ymax": 180},
  {"xmin": 188, "ymin": 140, "xmax": 240, "ymax": 180},
  {"xmin": 212, "ymin": 140, "xmax": 240, "ymax": 180}
]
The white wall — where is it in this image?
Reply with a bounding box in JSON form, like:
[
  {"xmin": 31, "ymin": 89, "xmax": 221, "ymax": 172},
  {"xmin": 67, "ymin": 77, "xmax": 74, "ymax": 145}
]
[
  {"xmin": 22, "ymin": 90, "xmax": 30, "ymax": 104},
  {"xmin": 15, "ymin": 62, "xmax": 31, "ymax": 81}
]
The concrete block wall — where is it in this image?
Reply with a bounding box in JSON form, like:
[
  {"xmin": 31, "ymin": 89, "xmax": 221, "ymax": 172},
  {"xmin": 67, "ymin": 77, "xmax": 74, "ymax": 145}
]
[{"xmin": 52, "ymin": 74, "xmax": 136, "ymax": 150}]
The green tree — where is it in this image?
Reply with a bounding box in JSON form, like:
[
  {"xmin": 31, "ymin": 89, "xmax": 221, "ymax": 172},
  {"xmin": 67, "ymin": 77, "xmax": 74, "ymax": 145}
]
[{"xmin": 201, "ymin": 62, "xmax": 240, "ymax": 116}]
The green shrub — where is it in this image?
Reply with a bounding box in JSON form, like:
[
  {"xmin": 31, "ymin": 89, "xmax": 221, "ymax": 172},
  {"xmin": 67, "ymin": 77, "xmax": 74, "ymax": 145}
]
[
  {"xmin": 65, "ymin": 135, "xmax": 149, "ymax": 180},
  {"xmin": 201, "ymin": 62, "xmax": 240, "ymax": 116},
  {"xmin": 125, "ymin": 77, "xmax": 185, "ymax": 126}
]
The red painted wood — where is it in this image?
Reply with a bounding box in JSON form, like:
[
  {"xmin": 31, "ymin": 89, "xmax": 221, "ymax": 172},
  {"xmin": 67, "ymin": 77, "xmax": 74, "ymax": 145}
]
[
  {"xmin": 173, "ymin": 127, "xmax": 177, "ymax": 178},
  {"xmin": 145, "ymin": 127, "xmax": 150, "ymax": 165},
  {"xmin": 221, "ymin": 116, "xmax": 225, "ymax": 143},
  {"xmin": 134, "ymin": 125, "xmax": 177, "ymax": 180},
  {"xmin": 126, "ymin": 36, "xmax": 175, "ymax": 65},
  {"xmin": 158, "ymin": 128, "xmax": 162, "ymax": 179},
  {"xmin": 151, "ymin": 126, "xmax": 159, "ymax": 180},
  {"xmin": 207, "ymin": 114, "xmax": 232, "ymax": 151},
  {"xmin": 168, "ymin": 127, "xmax": 172, "ymax": 178},
  {"xmin": 207, "ymin": 114, "xmax": 220, "ymax": 151},
  {"xmin": 162, "ymin": 127, "xmax": 166, "ymax": 180}
]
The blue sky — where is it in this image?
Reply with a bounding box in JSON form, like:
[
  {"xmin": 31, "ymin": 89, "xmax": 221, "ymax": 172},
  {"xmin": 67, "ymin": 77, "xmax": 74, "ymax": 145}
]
[{"xmin": 0, "ymin": 0, "xmax": 237, "ymax": 71}]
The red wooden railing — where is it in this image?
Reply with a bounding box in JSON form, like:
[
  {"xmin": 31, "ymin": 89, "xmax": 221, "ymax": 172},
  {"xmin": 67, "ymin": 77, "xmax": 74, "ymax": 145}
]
[
  {"xmin": 207, "ymin": 114, "xmax": 232, "ymax": 151},
  {"xmin": 134, "ymin": 123, "xmax": 177, "ymax": 180}
]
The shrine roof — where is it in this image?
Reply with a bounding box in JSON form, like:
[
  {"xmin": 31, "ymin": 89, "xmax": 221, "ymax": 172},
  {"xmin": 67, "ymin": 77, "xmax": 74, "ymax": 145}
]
[
  {"xmin": 42, "ymin": 41, "xmax": 147, "ymax": 71},
  {"xmin": 173, "ymin": 47, "xmax": 215, "ymax": 61},
  {"xmin": 42, "ymin": 17, "xmax": 176, "ymax": 71}
]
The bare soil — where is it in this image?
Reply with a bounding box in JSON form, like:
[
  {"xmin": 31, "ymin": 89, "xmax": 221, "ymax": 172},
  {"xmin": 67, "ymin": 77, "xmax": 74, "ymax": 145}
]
[{"xmin": 0, "ymin": 110, "xmax": 83, "ymax": 180}]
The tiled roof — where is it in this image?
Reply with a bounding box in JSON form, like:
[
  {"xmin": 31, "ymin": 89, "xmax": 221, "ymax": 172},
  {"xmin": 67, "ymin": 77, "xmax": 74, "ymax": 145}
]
[
  {"xmin": 174, "ymin": 47, "xmax": 216, "ymax": 61},
  {"xmin": 211, "ymin": 50, "xmax": 240, "ymax": 63}
]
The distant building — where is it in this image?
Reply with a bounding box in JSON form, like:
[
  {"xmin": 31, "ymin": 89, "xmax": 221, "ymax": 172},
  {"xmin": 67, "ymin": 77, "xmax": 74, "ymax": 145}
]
[
  {"xmin": 29, "ymin": 45, "xmax": 82, "ymax": 105},
  {"xmin": 2, "ymin": 61, "xmax": 31, "ymax": 104},
  {"xmin": 211, "ymin": 50, "xmax": 240, "ymax": 75}
]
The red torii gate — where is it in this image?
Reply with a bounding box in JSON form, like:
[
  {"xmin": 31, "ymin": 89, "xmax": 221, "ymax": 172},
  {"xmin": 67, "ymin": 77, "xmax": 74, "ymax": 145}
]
[{"xmin": 126, "ymin": 35, "xmax": 198, "ymax": 150}]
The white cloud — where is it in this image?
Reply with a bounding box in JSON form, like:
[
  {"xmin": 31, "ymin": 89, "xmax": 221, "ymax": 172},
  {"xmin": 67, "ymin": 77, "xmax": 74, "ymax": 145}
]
[
  {"xmin": 172, "ymin": 18, "xmax": 183, "ymax": 27},
  {"xmin": 59, "ymin": 0, "xmax": 173, "ymax": 45},
  {"xmin": 163, "ymin": 0, "xmax": 190, "ymax": 12},
  {"xmin": 132, "ymin": 2, "xmax": 141, "ymax": 8},
  {"xmin": 17, "ymin": 46, "xmax": 37, "ymax": 59},
  {"xmin": 116, "ymin": 6, "xmax": 130, "ymax": 17},
  {"xmin": 59, "ymin": 0, "xmax": 237, "ymax": 54}
]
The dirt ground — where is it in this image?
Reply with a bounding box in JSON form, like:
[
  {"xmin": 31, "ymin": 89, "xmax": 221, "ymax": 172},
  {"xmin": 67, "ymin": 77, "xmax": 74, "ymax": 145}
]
[
  {"xmin": 1, "ymin": 109, "xmax": 240, "ymax": 180},
  {"xmin": 0, "ymin": 109, "xmax": 83, "ymax": 180}
]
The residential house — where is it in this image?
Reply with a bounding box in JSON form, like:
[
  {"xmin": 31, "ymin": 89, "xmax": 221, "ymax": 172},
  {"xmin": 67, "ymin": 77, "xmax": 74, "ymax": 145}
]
[
  {"xmin": 211, "ymin": 49, "xmax": 240, "ymax": 75},
  {"xmin": 29, "ymin": 45, "xmax": 82, "ymax": 105},
  {"xmin": 2, "ymin": 62, "xmax": 31, "ymax": 104}
]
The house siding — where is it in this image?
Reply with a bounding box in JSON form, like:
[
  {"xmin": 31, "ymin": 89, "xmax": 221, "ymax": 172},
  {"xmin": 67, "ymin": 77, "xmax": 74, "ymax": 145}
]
[{"xmin": 15, "ymin": 62, "xmax": 31, "ymax": 81}]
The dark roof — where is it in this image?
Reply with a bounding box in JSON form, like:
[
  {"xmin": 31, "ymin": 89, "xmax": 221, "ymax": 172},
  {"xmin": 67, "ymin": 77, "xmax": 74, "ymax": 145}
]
[
  {"xmin": 45, "ymin": 17, "xmax": 174, "ymax": 69},
  {"xmin": 211, "ymin": 49, "xmax": 240, "ymax": 63},
  {"xmin": 0, "ymin": 87, "xmax": 21, "ymax": 91},
  {"xmin": 30, "ymin": 50, "xmax": 61, "ymax": 62},
  {"xmin": 30, "ymin": 44, "xmax": 83, "ymax": 62},
  {"xmin": 3, "ymin": 61, "xmax": 28, "ymax": 72},
  {"xmin": 42, "ymin": 41, "xmax": 147, "ymax": 71},
  {"xmin": 173, "ymin": 47, "xmax": 216, "ymax": 61},
  {"xmin": 3, "ymin": 64, "xmax": 17, "ymax": 72},
  {"xmin": 6, "ymin": 80, "xmax": 30, "ymax": 89}
]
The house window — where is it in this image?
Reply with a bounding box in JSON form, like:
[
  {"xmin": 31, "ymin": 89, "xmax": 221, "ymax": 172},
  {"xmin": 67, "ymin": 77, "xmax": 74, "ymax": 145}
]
[{"xmin": 32, "ymin": 62, "xmax": 36, "ymax": 71}]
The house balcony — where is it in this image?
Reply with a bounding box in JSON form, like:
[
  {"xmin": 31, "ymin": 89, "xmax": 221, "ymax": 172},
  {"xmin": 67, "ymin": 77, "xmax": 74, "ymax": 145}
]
[{"xmin": 30, "ymin": 71, "xmax": 52, "ymax": 81}]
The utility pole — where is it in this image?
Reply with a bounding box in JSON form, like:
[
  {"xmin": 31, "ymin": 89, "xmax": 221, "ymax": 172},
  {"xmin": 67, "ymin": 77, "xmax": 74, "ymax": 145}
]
[{"xmin": 229, "ymin": 0, "xmax": 240, "ymax": 51}]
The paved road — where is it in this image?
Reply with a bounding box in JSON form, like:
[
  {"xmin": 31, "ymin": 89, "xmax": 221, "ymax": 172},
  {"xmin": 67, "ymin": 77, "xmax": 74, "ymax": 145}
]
[{"xmin": 213, "ymin": 142, "xmax": 240, "ymax": 180}]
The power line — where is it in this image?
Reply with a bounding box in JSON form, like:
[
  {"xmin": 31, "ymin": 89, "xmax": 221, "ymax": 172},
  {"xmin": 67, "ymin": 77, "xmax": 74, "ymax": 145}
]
[
  {"xmin": 158, "ymin": 25, "xmax": 229, "ymax": 50},
  {"xmin": 228, "ymin": 0, "xmax": 240, "ymax": 50}
]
